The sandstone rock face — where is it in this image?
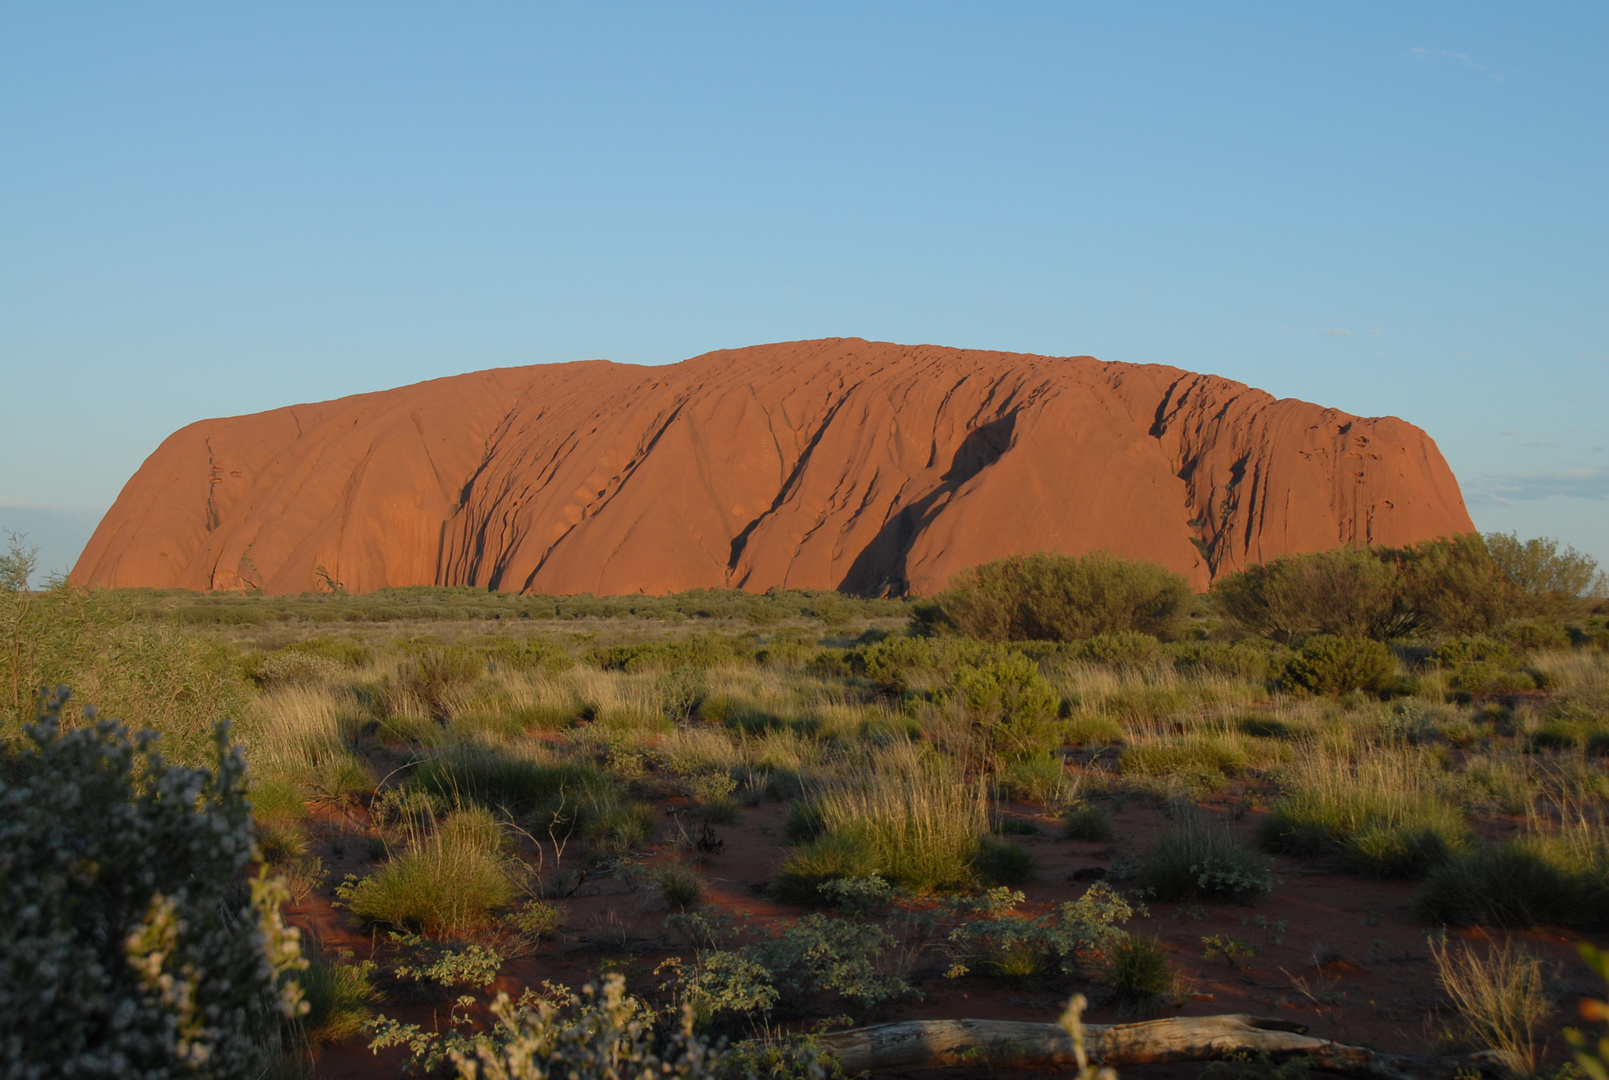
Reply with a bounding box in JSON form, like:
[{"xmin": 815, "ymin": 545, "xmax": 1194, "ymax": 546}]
[{"xmin": 73, "ymin": 339, "xmax": 1475, "ymax": 596}]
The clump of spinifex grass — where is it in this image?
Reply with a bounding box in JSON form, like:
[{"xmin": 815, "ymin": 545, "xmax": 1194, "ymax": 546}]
[
  {"xmin": 776, "ymin": 742, "xmax": 987, "ymax": 902},
  {"xmin": 1416, "ymin": 817, "xmax": 1609, "ymax": 929},
  {"xmin": 343, "ymin": 806, "xmax": 517, "ymax": 935},
  {"xmin": 1259, "ymin": 745, "xmax": 1470, "ymax": 878},
  {"xmin": 1137, "ymin": 810, "xmax": 1276, "ymax": 902}
]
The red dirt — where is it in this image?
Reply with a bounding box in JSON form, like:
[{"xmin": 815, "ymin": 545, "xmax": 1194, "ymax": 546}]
[
  {"xmin": 296, "ymin": 796, "xmax": 1605, "ymax": 1080},
  {"xmin": 72, "ymin": 338, "xmax": 1473, "ymax": 596}
]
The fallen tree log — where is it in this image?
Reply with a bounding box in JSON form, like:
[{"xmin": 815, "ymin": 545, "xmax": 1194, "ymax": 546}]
[{"xmin": 812, "ymin": 1015, "xmax": 1501, "ymax": 1080}]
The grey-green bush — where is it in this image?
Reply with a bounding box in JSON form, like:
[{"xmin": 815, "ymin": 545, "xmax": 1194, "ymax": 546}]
[
  {"xmin": 0, "ymin": 687, "xmax": 305, "ymax": 1079},
  {"xmin": 925, "ymin": 551, "xmax": 1191, "ymax": 643}
]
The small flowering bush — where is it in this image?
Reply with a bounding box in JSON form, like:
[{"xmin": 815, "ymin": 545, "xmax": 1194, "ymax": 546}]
[{"xmin": 0, "ymin": 687, "xmax": 305, "ymax": 1080}]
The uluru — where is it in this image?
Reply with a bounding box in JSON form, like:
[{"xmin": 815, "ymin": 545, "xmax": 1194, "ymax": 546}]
[{"xmin": 71, "ymin": 338, "xmax": 1475, "ymax": 597}]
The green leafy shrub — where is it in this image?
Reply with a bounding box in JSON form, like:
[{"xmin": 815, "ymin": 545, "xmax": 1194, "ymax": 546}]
[
  {"xmin": 1063, "ymin": 802, "xmax": 1117, "ymax": 842},
  {"xmin": 926, "ymin": 551, "xmax": 1192, "ymax": 642},
  {"xmin": 1502, "ymin": 621, "xmax": 1572, "ymax": 653},
  {"xmin": 853, "ymin": 635, "xmax": 998, "ymax": 694},
  {"xmin": 944, "ymin": 882, "xmax": 1134, "ymax": 981},
  {"xmin": 1281, "ymin": 634, "xmax": 1396, "ymax": 696},
  {"xmin": 0, "ymin": 687, "xmax": 306, "ymax": 1077},
  {"xmin": 749, "ymin": 913, "xmax": 912, "ymax": 1018},
  {"xmin": 948, "ymin": 653, "xmax": 1063, "ymax": 760},
  {"xmin": 1136, "ymin": 815, "xmax": 1275, "ymax": 902},
  {"xmin": 382, "ymin": 974, "xmax": 725, "ymax": 1080},
  {"xmin": 1486, "ymin": 532, "xmax": 1605, "ymax": 622},
  {"xmin": 972, "ymin": 836, "xmax": 1039, "ymax": 885}
]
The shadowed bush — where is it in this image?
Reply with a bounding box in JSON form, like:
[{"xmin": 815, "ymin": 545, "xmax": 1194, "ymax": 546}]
[
  {"xmin": 1415, "ymin": 830, "xmax": 1609, "ymax": 929},
  {"xmin": 971, "ymin": 836, "xmax": 1039, "ymax": 886},
  {"xmin": 922, "ymin": 551, "xmax": 1191, "ymax": 643},
  {"xmin": 410, "ymin": 743, "xmax": 610, "ymax": 812}
]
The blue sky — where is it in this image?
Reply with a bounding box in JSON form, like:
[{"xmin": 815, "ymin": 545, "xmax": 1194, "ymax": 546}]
[{"xmin": 2, "ymin": 3, "xmax": 1604, "ymax": 583}]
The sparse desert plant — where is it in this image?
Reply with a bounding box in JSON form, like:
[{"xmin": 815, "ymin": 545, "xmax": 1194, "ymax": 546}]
[
  {"xmin": 1136, "ymin": 813, "xmax": 1275, "ymax": 902},
  {"xmin": 411, "ymin": 742, "xmax": 610, "ymax": 813},
  {"xmin": 1430, "ymin": 936, "xmax": 1551, "ymax": 1077},
  {"xmin": 1211, "ymin": 546, "xmax": 1399, "ymax": 643},
  {"xmin": 584, "ymin": 800, "xmax": 656, "ymax": 855}
]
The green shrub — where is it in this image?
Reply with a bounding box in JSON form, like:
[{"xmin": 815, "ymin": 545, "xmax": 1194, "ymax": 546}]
[
  {"xmin": 1064, "ymin": 714, "xmax": 1125, "ymax": 746},
  {"xmin": 1281, "ymin": 634, "xmax": 1396, "ymax": 696},
  {"xmin": 774, "ymin": 833, "xmax": 881, "ymax": 905},
  {"xmin": 1120, "ymin": 736, "xmax": 1251, "ymax": 794},
  {"xmin": 483, "ymin": 637, "xmax": 574, "ymax": 675},
  {"xmin": 586, "ymin": 633, "xmax": 754, "ymax": 673},
  {"xmin": 927, "ymin": 551, "xmax": 1192, "ymax": 642},
  {"xmin": 1100, "ymin": 933, "xmax": 1173, "ymax": 1009},
  {"xmin": 0, "ymin": 688, "xmax": 306, "ymax": 1077},
  {"xmin": 1074, "ymin": 632, "xmax": 1161, "ymax": 667},
  {"xmin": 972, "ymin": 836, "xmax": 1039, "ymax": 886},
  {"xmin": 944, "ymin": 882, "xmax": 1134, "ymax": 982},
  {"xmin": 750, "ymin": 914, "xmax": 912, "ymax": 1018},
  {"xmin": 1136, "ymin": 815, "xmax": 1275, "ymax": 902},
  {"xmin": 854, "ymin": 635, "xmax": 998, "ymax": 694},
  {"xmin": 1211, "ymin": 547, "xmax": 1398, "ymax": 642},
  {"xmin": 398, "ymin": 646, "xmax": 484, "ymax": 718},
  {"xmin": 298, "ymin": 947, "xmax": 379, "ymax": 1045},
  {"xmin": 1486, "ymin": 532, "xmax": 1605, "ymax": 622},
  {"xmin": 655, "ymin": 864, "xmax": 706, "ymax": 910},
  {"xmin": 1172, "ymin": 641, "xmax": 1280, "ymax": 684},
  {"xmin": 948, "ymin": 653, "xmax": 1063, "ymax": 760},
  {"xmin": 999, "ymin": 752, "xmax": 1068, "ymax": 805},
  {"xmin": 1502, "ymin": 621, "xmax": 1572, "ymax": 653},
  {"xmin": 1063, "ymin": 802, "xmax": 1117, "ymax": 842},
  {"xmin": 784, "ymin": 800, "xmax": 827, "ymax": 844},
  {"xmin": 584, "ymin": 801, "xmax": 656, "ymax": 855},
  {"xmin": 341, "ymin": 809, "xmax": 516, "ymax": 934},
  {"xmin": 1416, "ymin": 832, "xmax": 1609, "ymax": 929}
]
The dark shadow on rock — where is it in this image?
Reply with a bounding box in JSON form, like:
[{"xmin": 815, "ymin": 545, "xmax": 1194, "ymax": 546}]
[{"xmin": 838, "ymin": 411, "xmax": 1018, "ymax": 596}]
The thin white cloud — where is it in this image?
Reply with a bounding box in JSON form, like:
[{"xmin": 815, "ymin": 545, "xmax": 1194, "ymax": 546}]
[
  {"xmin": 1407, "ymin": 46, "xmax": 1507, "ymax": 82},
  {"xmin": 1467, "ymin": 466, "xmax": 1609, "ymax": 505},
  {"xmin": 1366, "ymin": 329, "xmax": 1382, "ymax": 337},
  {"xmin": 1525, "ymin": 439, "xmax": 1564, "ymax": 449},
  {"xmin": 1319, "ymin": 328, "xmax": 1352, "ymax": 338}
]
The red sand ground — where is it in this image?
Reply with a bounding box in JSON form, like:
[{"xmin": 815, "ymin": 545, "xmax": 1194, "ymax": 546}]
[
  {"xmin": 295, "ymin": 792, "xmax": 1604, "ymax": 1080},
  {"xmin": 74, "ymin": 338, "xmax": 1472, "ymax": 597}
]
